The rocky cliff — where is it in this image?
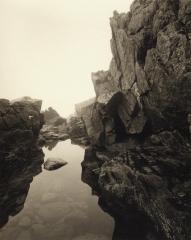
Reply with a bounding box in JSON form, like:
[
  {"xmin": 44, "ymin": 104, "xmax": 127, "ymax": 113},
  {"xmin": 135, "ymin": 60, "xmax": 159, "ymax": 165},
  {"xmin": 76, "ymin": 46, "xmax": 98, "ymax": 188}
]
[
  {"xmin": 72, "ymin": 0, "xmax": 191, "ymax": 239},
  {"xmin": 74, "ymin": 0, "xmax": 191, "ymax": 146}
]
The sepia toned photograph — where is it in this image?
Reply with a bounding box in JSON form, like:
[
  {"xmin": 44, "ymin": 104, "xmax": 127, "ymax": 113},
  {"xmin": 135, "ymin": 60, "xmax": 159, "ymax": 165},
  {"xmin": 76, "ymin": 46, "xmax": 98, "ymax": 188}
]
[{"xmin": 0, "ymin": 0, "xmax": 191, "ymax": 239}]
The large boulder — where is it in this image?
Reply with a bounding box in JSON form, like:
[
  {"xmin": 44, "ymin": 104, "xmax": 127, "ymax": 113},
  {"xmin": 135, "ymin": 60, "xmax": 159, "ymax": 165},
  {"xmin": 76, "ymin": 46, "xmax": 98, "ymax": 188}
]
[{"xmin": 44, "ymin": 158, "xmax": 68, "ymax": 171}]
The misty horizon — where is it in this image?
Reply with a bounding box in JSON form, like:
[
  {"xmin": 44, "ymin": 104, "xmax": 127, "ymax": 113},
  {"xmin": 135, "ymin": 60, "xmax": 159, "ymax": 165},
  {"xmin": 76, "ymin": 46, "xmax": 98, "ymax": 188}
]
[{"xmin": 1, "ymin": 0, "xmax": 133, "ymax": 117}]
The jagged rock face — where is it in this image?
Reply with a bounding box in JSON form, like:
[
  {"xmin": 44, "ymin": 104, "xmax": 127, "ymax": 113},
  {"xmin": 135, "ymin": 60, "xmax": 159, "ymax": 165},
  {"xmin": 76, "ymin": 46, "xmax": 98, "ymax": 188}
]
[
  {"xmin": 75, "ymin": 0, "xmax": 191, "ymax": 146},
  {"xmin": 109, "ymin": 0, "xmax": 191, "ymax": 135}
]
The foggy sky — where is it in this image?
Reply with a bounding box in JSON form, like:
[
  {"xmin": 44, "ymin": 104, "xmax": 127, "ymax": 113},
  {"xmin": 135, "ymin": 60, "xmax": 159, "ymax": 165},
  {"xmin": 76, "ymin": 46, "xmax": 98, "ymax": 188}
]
[{"xmin": 0, "ymin": 0, "xmax": 133, "ymax": 116}]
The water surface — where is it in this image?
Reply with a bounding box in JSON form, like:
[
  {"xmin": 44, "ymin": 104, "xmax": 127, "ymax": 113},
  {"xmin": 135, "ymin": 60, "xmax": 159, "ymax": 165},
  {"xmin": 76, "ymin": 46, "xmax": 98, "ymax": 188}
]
[{"xmin": 0, "ymin": 140, "xmax": 114, "ymax": 240}]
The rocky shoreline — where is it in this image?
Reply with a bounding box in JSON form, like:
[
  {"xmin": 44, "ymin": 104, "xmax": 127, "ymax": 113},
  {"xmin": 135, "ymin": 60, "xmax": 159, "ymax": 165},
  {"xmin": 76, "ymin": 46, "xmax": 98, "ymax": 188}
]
[{"xmin": 0, "ymin": 0, "xmax": 191, "ymax": 239}]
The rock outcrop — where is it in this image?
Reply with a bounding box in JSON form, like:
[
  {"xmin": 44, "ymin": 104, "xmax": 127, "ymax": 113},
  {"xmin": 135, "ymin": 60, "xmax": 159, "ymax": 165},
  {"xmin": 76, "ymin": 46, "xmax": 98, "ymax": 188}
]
[
  {"xmin": 73, "ymin": 0, "xmax": 191, "ymax": 239},
  {"xmin": 75, "ymin": 0, "xmax": 191, "ymax": 147},
  {"xmin": 40, "ymin": 107, "xmax": 69, "ymax": 144},
  {"xmin": 0, "ymin": 96, "xmax": 44, "ymax": 167},
  {"xmin": 0, "ymin": 97, "xmax": 43, "ymax": 136}
]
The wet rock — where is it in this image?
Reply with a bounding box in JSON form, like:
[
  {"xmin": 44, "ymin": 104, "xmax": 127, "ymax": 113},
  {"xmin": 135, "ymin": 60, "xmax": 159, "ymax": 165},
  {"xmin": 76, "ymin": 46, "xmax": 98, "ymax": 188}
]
[{"xmin": 44, "ymin": 158, "xmax": 68, "ymax": 171}]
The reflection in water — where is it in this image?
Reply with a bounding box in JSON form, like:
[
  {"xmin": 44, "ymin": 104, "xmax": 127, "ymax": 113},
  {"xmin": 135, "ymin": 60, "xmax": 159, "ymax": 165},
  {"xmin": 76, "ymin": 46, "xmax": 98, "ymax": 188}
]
[
  {"xmin": 0, "ymin": 134, "xmax": 153, "ymax": 240},
  {"xmin": 81, "ymin": 148, "xmax": 158, "ymax": 240},
  {"xmin": 0, "ymin": 131, "xmax": 44, "ymax": 229},
  {"xmin": 0, "ymin": 140, "xmax": 114, "ymax": 240}
]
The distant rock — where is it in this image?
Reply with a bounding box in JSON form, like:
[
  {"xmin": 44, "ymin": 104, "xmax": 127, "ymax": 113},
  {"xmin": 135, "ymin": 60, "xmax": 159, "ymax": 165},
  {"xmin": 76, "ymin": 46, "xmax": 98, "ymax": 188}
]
[
  {"xmin": 44, "ymin": 158, "xmax": 68, "ymax": 171},
  {"xmin": 40, "ymin": 107, "xmax": 68, "ymax": 146},
  {"xmin": 43, "ymin": 107, "xmax": 66, "ymax": 126},
  {"xmin": 67, "ymin": 114, "xmax": 90, "ymax": 146},
  {"xmin": 43, "ymin": 107, "xmax": 60, "ymax": 123}
]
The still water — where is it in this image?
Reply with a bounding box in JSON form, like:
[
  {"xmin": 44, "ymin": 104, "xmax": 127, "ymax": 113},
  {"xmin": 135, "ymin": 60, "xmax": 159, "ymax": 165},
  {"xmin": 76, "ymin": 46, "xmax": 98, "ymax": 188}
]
[{"xmin": 0, "ymin": 140, "xmax": 114, "ymax": 240}]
